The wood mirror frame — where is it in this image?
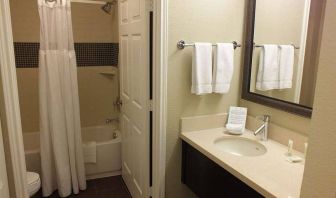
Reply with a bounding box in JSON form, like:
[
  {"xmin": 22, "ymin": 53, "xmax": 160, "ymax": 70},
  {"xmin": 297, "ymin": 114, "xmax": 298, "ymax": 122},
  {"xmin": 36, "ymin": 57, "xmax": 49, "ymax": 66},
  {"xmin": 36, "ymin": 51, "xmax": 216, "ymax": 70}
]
[{"xmin": 241, "ymin": 0, "xmax": 326, "ymax": 117}]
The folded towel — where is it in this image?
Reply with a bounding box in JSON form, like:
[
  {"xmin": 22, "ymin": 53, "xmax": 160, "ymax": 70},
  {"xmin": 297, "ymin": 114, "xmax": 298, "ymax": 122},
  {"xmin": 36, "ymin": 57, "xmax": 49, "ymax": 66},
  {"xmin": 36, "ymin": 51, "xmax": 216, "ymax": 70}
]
[
  {"xmin": 256, "ymin": 45, "xmax": 280, "ymax": 91},
  {"xmin": 226, "ymin": 123, "xmax": 244, "ymax": 135},
  {"xmin": 212, "ymin": 43, "xmax": 234, "ymax": 93},
  {"xmin": 278, "ymin": 45, "xmax": 294, "ymax": 89},
  {"xmin": 191, "ymin": 43, "xmax": 213, "ymax": 95},
  {"xmin": 83, "ymin": 141, "xmax": 97, "ymax": 164}
]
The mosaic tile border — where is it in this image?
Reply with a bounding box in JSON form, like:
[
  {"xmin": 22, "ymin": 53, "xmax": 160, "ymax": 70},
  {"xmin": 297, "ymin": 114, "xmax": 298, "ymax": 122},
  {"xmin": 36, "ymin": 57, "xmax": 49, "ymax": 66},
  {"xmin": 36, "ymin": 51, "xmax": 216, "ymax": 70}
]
[{"xmin": 14, "ymin": 42, "xmax": 119, "ymax": 68}]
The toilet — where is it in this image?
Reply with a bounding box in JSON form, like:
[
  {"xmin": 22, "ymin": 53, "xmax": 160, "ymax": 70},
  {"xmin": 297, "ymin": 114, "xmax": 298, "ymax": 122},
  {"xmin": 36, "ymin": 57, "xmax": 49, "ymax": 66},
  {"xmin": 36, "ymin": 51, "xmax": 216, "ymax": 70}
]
[{"xmin": 27, "ymin": 172, "xmax": 41, "ymax": 197}]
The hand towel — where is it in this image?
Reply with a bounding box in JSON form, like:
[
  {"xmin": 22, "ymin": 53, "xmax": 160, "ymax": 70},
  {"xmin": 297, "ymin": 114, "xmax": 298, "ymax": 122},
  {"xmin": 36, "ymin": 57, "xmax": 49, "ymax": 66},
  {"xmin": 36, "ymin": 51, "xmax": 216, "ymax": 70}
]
[
  {"xmin": 82, "ymin": 141, "xmax": 97, "ymax": 164},
  {"xmin": 278, "ymin": 45, "xmax": 294, "ymax": 89},
  {"xmin": 212, "ymin": 43, "xmax": 234, "ymax": 93},
  {"xmin": 191, "ymin": 43, "xmax": 213, "ymax": 95},
  {"xmin": 256, "ymin": 45, "xmax": 280, "ymax": 91}
]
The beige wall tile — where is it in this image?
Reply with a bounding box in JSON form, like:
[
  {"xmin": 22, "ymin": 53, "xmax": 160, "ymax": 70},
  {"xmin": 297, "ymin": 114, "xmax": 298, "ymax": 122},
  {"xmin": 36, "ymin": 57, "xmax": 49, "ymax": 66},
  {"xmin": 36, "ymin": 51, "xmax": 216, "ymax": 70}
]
[
  {"xmin": 9, "ymin": 0, "xmax": 119, "ymax": 42},
  {"xmin": 77, "ymin": 67, "xmax": 119, "ymax": 127},
  {"xmin": 16, "ymin": 68, "xmax": 39, "ymax": 132},
  {"xmin": 17, "ymin": 67, "xmax": 119, "ymax": 133}
]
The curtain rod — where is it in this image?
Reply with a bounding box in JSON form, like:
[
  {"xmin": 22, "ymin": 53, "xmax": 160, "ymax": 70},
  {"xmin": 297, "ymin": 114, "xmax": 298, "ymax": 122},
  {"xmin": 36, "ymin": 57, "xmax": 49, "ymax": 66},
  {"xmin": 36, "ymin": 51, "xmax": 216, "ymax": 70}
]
[
  {"xmin": 71, "ymin": 0, "xmax": 108, "ymax": 5},
  {"xmin": 45, "ymin": 0, "xmax": 114, "ymax": 5}
]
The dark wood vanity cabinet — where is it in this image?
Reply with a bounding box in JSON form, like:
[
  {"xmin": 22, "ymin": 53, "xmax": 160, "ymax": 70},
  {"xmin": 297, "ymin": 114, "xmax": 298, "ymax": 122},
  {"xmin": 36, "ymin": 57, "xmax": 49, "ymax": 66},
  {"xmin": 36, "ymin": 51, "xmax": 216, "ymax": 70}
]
[{"xmin": 181, "ymin": 141, "xmax": 264, "ymax": 198}]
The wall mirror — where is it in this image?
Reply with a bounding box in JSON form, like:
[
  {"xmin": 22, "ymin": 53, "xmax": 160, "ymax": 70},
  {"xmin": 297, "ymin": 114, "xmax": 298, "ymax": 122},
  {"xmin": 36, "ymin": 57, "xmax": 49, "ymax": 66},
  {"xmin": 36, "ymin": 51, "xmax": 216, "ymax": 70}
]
[{"xmin": 242, "ymin": 0, "xmax": 325, "ymax": 117}]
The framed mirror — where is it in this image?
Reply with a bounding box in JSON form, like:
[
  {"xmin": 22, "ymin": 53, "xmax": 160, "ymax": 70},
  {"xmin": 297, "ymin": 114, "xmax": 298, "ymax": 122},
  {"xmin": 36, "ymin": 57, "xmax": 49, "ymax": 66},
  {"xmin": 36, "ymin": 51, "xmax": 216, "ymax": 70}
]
[{"xmin": 242, "ymin": 0, "xmax": 325, "ymax": 117}]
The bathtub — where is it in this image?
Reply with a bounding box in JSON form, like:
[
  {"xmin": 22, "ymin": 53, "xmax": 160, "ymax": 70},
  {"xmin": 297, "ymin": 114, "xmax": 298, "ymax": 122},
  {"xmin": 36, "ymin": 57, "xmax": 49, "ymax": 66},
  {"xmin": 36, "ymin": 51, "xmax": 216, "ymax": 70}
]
[{"xmin": 23, "ymin": 125, "xmax": 121, "ymax": 180}]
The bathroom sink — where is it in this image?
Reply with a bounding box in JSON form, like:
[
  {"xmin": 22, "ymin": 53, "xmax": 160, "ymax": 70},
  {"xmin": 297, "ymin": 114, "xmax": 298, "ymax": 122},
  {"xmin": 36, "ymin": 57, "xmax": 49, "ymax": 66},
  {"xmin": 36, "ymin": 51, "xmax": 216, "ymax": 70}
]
[{"xmin": 214, "ymin": 137, "xmax": 267, "ymax": 157}]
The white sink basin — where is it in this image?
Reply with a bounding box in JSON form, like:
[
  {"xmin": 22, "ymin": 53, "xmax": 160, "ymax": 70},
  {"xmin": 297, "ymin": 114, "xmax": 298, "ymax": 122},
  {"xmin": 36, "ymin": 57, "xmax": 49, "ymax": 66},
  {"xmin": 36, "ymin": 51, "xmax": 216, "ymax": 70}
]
[{"xmin": 214, "ymin": 137, "xmax": 267, "ymax": 157}]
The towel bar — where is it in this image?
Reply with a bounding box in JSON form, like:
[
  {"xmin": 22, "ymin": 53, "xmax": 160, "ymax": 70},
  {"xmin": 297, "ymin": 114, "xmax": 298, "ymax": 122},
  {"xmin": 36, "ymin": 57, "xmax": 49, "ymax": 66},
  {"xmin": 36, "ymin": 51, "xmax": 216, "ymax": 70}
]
[
  {"xmin": 177, "ymin": 40, "xmax": 242, "ymax": 50},
  {"xmin": 254, "ymin": 43, "xmax": 300, "ymax": 49}
]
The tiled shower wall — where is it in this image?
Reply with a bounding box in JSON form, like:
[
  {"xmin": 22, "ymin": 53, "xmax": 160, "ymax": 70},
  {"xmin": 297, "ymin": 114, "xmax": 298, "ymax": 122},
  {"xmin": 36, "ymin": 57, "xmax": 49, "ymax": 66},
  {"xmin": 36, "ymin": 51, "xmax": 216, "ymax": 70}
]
[
  {"xmin": 10, "ymin": 0, "xmax": 120, "ymax": 133},
  {"xmin": 14, "ymin": 42, "xmax": 119, "ymax": 68}
]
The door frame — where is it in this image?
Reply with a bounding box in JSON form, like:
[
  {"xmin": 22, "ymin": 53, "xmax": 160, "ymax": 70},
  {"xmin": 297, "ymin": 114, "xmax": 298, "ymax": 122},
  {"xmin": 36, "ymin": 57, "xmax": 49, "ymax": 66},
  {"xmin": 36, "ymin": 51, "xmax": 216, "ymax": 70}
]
[
  {"xmin": 0, "ymin": 116, "xmax": 10, "ymax": 198},
  {"xmin": 0, "ymin": 0, "xmax": 29, "ymax": 197},
  {"xmin": 152, "ymin": 0, "xmax": 168, "ymax": 197},
  {"xmin": 0, "ymin": 0, "xmax": 168, "ymax": 197}
]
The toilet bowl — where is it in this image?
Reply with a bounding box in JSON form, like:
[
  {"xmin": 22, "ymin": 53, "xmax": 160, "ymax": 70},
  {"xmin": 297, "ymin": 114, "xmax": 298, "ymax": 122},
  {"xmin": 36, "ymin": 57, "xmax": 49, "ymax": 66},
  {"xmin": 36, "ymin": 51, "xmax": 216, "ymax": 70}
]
[{"xmin": 27, "ymin": 172, "xmax": 41, "ymax": 197}]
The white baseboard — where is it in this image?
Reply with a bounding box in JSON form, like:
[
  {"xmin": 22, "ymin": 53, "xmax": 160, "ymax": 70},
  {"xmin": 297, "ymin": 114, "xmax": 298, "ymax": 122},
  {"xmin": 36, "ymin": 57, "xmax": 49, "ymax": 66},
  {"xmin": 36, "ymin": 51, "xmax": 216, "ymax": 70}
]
[{"xmin": 86, "ymin": 170, "xmax": 122, "ymax": 180}]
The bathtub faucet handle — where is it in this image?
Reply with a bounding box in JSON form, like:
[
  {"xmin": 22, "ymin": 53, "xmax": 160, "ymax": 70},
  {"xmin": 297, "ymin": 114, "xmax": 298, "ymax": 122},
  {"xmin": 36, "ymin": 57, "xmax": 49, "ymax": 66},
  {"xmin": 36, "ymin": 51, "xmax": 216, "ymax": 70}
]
[{"xmin": 106, "ymin": 118, "xmax": 119, "ymax": 124}]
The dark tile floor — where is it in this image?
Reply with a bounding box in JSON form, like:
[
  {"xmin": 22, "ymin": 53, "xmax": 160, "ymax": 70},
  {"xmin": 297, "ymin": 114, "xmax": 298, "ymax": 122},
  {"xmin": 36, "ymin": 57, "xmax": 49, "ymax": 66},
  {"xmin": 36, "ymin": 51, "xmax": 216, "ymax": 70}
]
[{"xmin": 33, "ymin": 176, "xmax": 131, "ymax": 198}]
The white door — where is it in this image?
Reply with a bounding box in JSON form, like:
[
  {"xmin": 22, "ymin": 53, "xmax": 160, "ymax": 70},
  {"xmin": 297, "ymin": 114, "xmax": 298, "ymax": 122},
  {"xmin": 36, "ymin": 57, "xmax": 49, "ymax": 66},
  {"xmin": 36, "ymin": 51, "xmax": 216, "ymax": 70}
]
[
  {"xmin": 118, "ymin": 0, "xmax": 150, "ymax": 197},
  {"xmin": 0, "ymin": 119, "xmax": 10, "ymax": 198}
]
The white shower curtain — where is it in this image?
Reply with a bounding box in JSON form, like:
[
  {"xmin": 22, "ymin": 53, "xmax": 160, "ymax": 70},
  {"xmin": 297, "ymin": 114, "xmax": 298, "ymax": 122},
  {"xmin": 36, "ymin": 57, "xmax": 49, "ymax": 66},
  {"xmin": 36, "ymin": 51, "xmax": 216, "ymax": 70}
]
[{"xmin": 38, "ymin": 0, "xmax": 86, "ymax": 197}]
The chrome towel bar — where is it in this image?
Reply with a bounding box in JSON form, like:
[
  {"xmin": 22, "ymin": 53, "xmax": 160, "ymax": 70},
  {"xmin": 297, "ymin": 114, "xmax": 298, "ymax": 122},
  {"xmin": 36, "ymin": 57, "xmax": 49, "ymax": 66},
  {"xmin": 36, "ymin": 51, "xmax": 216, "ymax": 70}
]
[
  {"xmin": 254, "ymin": 43, "xmax": 300, "ymax": 49},
  {"xmin": 177, "ymin": 40, "xmax": 242, "ymax": 50}
]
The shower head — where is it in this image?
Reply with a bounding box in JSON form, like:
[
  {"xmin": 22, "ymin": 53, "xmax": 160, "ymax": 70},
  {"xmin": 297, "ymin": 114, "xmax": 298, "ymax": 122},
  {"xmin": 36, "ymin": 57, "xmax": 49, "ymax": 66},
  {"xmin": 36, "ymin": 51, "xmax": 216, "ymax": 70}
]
[
  {"xmin": 101, "ymin": 2, "xmax": 112, "ymax": 14},
  {"xmin": 101, "ymin": 0, "xmax": 117, "ymax": 14}
]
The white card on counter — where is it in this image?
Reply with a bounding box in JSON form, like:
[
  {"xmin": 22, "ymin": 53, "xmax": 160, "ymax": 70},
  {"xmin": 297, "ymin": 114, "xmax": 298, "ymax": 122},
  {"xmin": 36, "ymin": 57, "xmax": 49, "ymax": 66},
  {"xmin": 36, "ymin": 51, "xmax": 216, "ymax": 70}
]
[{"xmin": 226, "ymin": 106, "xmax": 247, "ymax": 134}]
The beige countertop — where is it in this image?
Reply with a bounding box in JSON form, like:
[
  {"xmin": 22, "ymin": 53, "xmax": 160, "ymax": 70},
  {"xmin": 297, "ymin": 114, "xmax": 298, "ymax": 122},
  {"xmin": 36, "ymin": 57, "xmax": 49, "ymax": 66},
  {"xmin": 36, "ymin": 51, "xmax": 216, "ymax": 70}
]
[{"xmin": 180, "ymin": 128, "xmax": 305, "ymax": 198}]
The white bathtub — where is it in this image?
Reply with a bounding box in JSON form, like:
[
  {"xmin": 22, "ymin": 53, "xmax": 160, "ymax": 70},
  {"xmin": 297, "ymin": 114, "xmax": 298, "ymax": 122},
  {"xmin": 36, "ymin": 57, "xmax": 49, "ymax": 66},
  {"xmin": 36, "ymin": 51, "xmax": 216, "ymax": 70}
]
[{"xmin": 23, "ymin": 125, "xmax": 121, "ymax": 180}]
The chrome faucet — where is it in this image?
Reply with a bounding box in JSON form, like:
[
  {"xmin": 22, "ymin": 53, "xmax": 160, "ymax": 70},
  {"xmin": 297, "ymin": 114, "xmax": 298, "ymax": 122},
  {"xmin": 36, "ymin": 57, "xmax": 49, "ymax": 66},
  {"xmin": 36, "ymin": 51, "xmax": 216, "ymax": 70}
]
[{"xmin": 254, "ymin": 115, "xmax": 271, "ymax": 141}]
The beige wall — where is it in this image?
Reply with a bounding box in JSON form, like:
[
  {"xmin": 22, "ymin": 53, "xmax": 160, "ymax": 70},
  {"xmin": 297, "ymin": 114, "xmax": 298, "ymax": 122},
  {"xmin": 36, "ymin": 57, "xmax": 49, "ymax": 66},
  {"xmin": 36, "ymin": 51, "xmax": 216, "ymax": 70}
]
[
  {"xmin": 301, "ymin": 0, "xmax": 336, "ymax": 197},
  {"xmin": 240, "ymin": 99, "xmax": 311, "ymax": 135},
  {"xmin": 10, "ymin": 0, "xmax": 119, "ymax": 133},
  {"xmin": 166, "ymin": 0, "xmax": 245, "ymax": 197}
]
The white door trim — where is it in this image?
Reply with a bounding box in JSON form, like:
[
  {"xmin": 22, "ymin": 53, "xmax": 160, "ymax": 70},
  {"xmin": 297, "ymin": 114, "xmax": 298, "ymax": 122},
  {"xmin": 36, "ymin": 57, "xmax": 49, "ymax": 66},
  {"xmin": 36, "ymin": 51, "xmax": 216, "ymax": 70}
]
[
  {"xmin": 0, "ymin": 117, "xmax": 10, "ymax": 198},
  {"xmin": 0, "ymin": 0, "xmax": 29, "ymax": 197},
  {"xmin": 152, "ymin": 0, "xmax": 168, "ymax": 197}
]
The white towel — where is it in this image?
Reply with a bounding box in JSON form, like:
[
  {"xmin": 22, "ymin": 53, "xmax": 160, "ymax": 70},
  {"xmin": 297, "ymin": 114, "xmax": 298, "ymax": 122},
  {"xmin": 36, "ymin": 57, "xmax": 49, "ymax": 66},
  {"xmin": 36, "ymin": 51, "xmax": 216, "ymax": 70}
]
[
  {"xmin": 278, "ymin": 45, "xmax": 294, "ymax": 89},
  {"xmin": 226, "ymin": 123, "xmax": 244, "ymax": 134},
  {"xmin": 256, "ymin": 45, "xmax": 280, "ymax": 91},
  {"xmin": 212, "ymin": 43, "xmax": 234, "ymax": 93},
  {"xmin": 191, "ymin": 43, "xmax": 213, "ymax": 95},
  {"xmin": 82, "ymin": 141, "xmax": 97, "ymax": 164}
]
